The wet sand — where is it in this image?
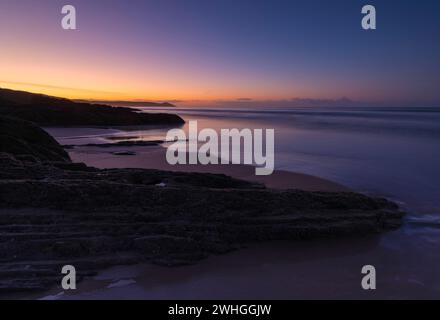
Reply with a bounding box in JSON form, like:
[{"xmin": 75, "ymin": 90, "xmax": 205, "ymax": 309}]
[
  {"xmin": 25, "ymin": 144, "xmax": 434, "ymax": 300},
  {"xmin": 26, "ymin": 132, "xmax": 438, "ymax": 300},
  {"xmin": 30, "ymin": 232, "xmax": 440, "ymax": 300},
  {"xmin": 29, "ymin": 112, "xmax": 439, "ymax": 300},
  {"xmin": 68, "ymin": 145, "xmax": 349, "ymax": 192}
]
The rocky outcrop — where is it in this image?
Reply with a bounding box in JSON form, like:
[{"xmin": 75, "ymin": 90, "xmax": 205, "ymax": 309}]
[
  {"xmin": 0, "ymin": 88, "xmax": 184, "ymax": 126},
  {"xmin": 0, "ymin": 113, "xmax": 404, "ymax": 293},
  {"xmin": 0, "ymin": 153, "xmax": 404, "ymax": 293},
  {"xmin": 0, "ymin": 116, "xmax": 71, "ymax": 162}
]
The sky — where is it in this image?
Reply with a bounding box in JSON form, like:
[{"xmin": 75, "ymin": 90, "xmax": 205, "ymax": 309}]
[{"xmin": 0, "ymin": 0, "xmax": 439, "ymax": 106}]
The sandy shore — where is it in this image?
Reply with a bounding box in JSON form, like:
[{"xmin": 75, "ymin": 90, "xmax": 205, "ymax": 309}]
[
  {"xmin": 3, "ymin": 138, "xmax": 415, "ymax": 300},
  {"xmin": 68, "ymin": 145, "xmax": 349, "ymax": 192},
  {"xmin": 27, "ymin": 233, "xmax": 440, "ymax": 300},
  {"xmin": 4, "ymin": 129, "xmax": 374, "ymax": 300}
]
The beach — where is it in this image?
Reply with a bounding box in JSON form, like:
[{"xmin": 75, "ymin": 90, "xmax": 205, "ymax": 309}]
[
  {"xmin": 2, "ymin": 109, "xmax": 404, "ymax": 299},
  {"xmin": 31, "ymin": 237, "xmax": 440, "ymax": 300},
  {"xmin": 28, "ymin": 105, "xmax": 439, "ymax": 299},
  {"xmin": 1, "ymin": 0, "xmax": 439, "ymax": 304},
  {"xmin": 1, "ymin": 90, "xmax": 438, "ymax": 299},
  {"xmin": 67, "ymin": 144, "xmax": 348, "ymax": 192}
]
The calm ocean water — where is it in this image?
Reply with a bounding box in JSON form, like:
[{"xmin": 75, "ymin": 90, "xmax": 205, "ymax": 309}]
[
  {"xmin": 45, "ymin": 106, "xmax": 440, "ymax": 298},
  {"xmin": 132, "ymin": 106, "xmax": 440, "ymax": 215}
]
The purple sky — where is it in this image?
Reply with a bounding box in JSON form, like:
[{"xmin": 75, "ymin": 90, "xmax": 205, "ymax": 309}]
[{"xmin": 0, "ymin": 0, "xmax": 439, "ymax": 106}]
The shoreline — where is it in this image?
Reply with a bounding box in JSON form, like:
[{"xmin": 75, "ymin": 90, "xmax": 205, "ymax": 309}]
[
  {"xmin": 25, "ymin": 233, "xmax": 440, "ymax": 300},
  {"xmin": 67, "ymin": 144, "xmax": 349, "ymax": 192},
  {"xmin": 0, "ymin": 117, "xmax": 404, "ymax": 298}
]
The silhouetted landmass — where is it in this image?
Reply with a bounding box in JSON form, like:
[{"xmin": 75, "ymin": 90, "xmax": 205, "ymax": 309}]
[
  {"xmin": 0, "ymin": 88, "xmax": 184, "ymax": 126},
  {"xmin": 63, "ymin": 140, "xmax": 164, "ymax": 149},
  {"xmin": 76, "ymin": 100, "xmax": 176, "ymax": 107},
  {"xmin": 0, "ymin": 116, "xmax": 404, "ymax": 293}
]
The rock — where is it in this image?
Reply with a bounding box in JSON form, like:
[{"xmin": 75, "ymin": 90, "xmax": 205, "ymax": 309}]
[
  {"xmin": 0, "ymin": 109, "xmax": 405, "ymax": 294},
  {"xmin": 0, "ymin": 116, "xmax": 71, "ymax": 162},
  {"xmin": 111, "ymin": 151, "xmax": 137, "ymax": 156},
  {"xmin": 0, "ymin": 153, "xmax": 404, "ymax": 293},
  {"xmin": 134, "ymin": 235, "xmax": 201, "ymax": 255}
]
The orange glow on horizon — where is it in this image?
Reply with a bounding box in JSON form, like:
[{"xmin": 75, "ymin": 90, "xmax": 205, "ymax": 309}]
[
  {"xmin": 0, "ymin": 77, "xmax": 313, "ymax": 103},
  {"xmin": 1, "ymin": 1, "xmax": 439, "ymax": 107}
]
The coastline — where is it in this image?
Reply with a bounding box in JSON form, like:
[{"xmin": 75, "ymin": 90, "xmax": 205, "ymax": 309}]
[
  {"xmin": 0, "ymin": 112, "xmax": 404, "ymax": 298},
  {"xmin": 67, "ymin": 144, "xmax": 349, "ymax": 192},
  {"xmin": 14, "ymin": 139, "xmax": 384, "ymax": 301}
]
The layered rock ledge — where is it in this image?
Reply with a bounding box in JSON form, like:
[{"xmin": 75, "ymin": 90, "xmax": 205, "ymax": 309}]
[
  {"xmin": 0, "ymin": 115, "xmax": 404, "ymax": 294},
  {"xmin": 0, "ymin": 152, "xmax": 404, "ymax": 293}
]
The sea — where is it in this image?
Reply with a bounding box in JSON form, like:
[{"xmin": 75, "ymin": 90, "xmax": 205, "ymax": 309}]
[{"xmin": 44, "ymin": 105, "xmax": 440, "ymax": 299}]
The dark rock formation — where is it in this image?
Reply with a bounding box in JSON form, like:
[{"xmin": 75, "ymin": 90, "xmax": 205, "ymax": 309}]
[
  {"xmin": 0, "ymin": 88, "xmax": 184, "ymax": 126},
  {"xmin": 0, "ymin": 113, "xmax": 404, "ymax": 294},
  {"xmin": 0, "ymin": 116, "xmax": 71, "ymax": 162},
  {"xmin": 0, "ymin": 153, "xmax": 404, "ymax": 293},
  {"xmin": 111, "ymin": 151, "xmax": 137, "ymax": 156}
]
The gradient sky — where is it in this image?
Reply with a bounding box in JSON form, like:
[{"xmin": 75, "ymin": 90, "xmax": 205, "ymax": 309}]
[{"xmin": 0, "ymin": 0, "xmax": 439, "ymax": 105}]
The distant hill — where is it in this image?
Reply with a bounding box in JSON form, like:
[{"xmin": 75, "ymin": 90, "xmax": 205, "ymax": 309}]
[
  {"xmin": 76, "ymin": 100, "xmax": 176, "ymax": 107},
  {"xmin": 0, "ymin": 88, "xmax": 184, "ymax": 126}
]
